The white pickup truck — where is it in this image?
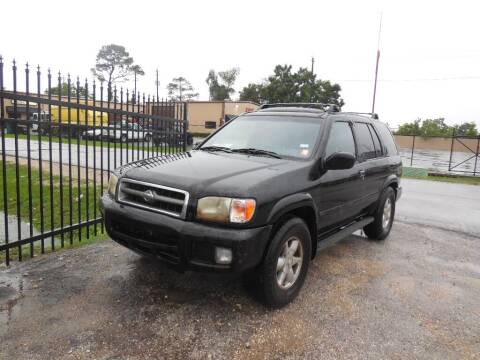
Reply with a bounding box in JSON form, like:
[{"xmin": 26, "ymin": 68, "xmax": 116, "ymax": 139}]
[{"xmin": 83, "ymin": 121, "xmax": 152, "ymax": 142}]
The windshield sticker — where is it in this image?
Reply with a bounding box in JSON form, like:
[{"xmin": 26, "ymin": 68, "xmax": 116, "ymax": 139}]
[
  {"xmin": 301, "ymin": 149, "xmax": 310, "ymax": 157},
  {"xmin": 300, "ymin": 144, "xmax": 309, "ymax": 148}
]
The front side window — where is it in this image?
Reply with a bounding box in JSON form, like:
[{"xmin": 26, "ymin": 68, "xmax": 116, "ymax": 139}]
[
  {"xmin": 200, "ymin": 115, "xmax": 323, "ymax": 159},
  {"xmin": 325, "ymin": 121, "xmax": 356, "ymax": 158},
  {"xmin": 354, "ymin": 122, "xmax": 377, "ymax": 161}
]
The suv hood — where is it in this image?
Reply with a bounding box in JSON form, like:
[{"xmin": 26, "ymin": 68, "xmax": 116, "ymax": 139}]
[{"xmin": 117, "ymin": 150, "xmax": 303, "ymax": 198}]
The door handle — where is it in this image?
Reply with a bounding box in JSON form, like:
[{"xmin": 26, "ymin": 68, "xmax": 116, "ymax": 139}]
[{"xmin": 359, "ymin": 170, "xmax": 366, "ymax": 179}]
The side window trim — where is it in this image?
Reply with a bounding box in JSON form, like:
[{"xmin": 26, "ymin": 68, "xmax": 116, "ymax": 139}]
[{"xmin": 367, "ymin": 123, "xmax": 384, "ymax": 158}]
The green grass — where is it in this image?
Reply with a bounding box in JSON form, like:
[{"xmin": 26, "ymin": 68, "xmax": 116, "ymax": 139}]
[
  {"xmin": 0, "ymin": 160, "xmax": 108, "ymax": 263},
  {"xmin": 403, "ymin": 167, "xmax": 480, "ymax": 185},
  {"xmin": 4, "ymin": 133, "xmax": 180, "ymax": 154}
]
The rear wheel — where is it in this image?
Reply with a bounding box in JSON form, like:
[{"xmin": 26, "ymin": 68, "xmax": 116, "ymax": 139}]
[
  {"xmin": 363, "ymin": 187, "xmax": 396, "ymax": 240},
  {"xmin": 245, "ymin": 217, "xmax": 311, "ymax": 308}
]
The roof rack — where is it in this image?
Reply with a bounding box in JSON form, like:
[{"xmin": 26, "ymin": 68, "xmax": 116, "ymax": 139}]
[
  {"xmin": 341, "ymin": 112, "xmax": 379, "ymax": 119},
  {"xmin": 259, "ymin": 103, "xmax": 341, "ymax": 113}
]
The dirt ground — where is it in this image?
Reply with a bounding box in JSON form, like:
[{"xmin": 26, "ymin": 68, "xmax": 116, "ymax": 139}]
[{"xmin": 1, "ymin": 216, "xmax": 479, "ymax": 359}]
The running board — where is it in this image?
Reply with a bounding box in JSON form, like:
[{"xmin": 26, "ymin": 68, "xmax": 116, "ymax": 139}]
[{"xmin": 316, "ymin": 217, "xmax": 374, "ymax": 253}]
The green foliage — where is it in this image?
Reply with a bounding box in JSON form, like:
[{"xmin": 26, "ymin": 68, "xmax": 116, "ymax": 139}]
[
  {"xmin": 46, "ymin": 82, "xmax": 88, "ymax": 98},
  {"xmin": 167, "ymin": 77, "xmax": 199, "ymax": 101},
  {"xmin": 454, "ymin": 122, "xmax": 478, "ymax": 137},
  {"xmin": 396, "ymin": 118, "xmax": 478, "ymax": 137},
  {"xmin": 239, "ymin": 64, "xmax": 344, "ymax": 106},
  {"xmin": 206, "ymin": 68, "xmax": 240, "ymax": 100},
  {"xmin": 91, "ymin": 44, "xmax": 141, "ymax": 84}
]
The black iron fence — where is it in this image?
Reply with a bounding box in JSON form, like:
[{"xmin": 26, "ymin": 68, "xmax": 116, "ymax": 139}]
[
  {"xmin": 0, "ymin": 57, "xmax": 188, "ymax": 265},
  {"xmin": 394, "ymin": 133, "xmax": 480, "ymax": 176}
]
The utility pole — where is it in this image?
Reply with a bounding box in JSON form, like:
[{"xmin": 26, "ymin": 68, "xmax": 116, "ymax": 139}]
[
  {"xmin": 371, "ymin": 13, "xmax": 383, "ymax": 114},
  {"xmin": 311, "ymin": 56, "xmax": 315, "ymax": 74},
  {"xmin": 155, "ymin": 69, "xmax": 159, "ymax": 102}
]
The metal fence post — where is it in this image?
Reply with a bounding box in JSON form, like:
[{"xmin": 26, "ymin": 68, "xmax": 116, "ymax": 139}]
[
  {"xmin": 448, "ymin": 129, "xmax": 455, "ymax": 172},
  {"xmin": 410, "ymin": 135, "xmax": 415, "ymax": 167}
]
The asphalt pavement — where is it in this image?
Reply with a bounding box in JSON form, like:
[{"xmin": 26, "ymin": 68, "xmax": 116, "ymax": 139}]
[{"xmin": 1, "ymin": 178, "xmax": 479, "ymax": 359}]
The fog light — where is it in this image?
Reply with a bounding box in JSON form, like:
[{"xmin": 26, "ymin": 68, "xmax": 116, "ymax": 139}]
[{"xmin": 214, "ymin": 247, "xmax": 232, "ymax": 265}]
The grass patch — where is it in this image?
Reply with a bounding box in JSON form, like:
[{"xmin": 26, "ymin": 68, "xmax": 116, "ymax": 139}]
[
  {"xmin": 0, "ymin": 160, "xmax": 108, "ymax": 263},
  {"xmin": 403, "ymin": 167, "xmax": 480, "ymax": 185}
]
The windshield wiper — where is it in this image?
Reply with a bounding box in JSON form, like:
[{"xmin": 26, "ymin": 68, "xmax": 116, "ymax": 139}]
[
  {"xmin": 231, "ymin": 148, "xmax": 282, "ymax": 159},
  {"xmin": 200, "ymin": 145, "xmax": 233, "ymax": 153}
]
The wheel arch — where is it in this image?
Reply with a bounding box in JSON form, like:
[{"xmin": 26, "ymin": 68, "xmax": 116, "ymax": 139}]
[{"xmin": 267, "ymin": 193, "xmax": 318, "ymax": 259}]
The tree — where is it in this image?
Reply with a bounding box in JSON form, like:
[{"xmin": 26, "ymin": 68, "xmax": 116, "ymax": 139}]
[
  {"xmin": 239, "ymin": 83, "xmax": 263, "ymax": 104},
  {"xmin": 130, "ymin": 64, "xmax": 145, "ymax": 102},
  {"xmin": 167, "ymin": 77, "xmax": 199, "ymax": 101},
  {"xmin": 46, "ymin": 82, "xmax": 88, "ymax": 98},
  {"xmin": 454, "ymin": 122, "xmax": 478, "ymax": 137},
  {"xmin": 395, "ymin": 118, "xmax": 478, "ymax": 137},
  {"xmin": 206, "ymin": 68, "xmax": 240, "ymax": 100},
  {"xmin": 239, "ymin": 64, "xmax": 344, "ymax": 106}
]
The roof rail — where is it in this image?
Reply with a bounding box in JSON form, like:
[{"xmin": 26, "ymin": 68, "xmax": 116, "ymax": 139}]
[
  {"xmin": 259, "ymin": 103, "xmax": 341, "ymax": 113},
  {"xmin": 341, "ymin": 112, "xmax": 379, "ymax": 119}
]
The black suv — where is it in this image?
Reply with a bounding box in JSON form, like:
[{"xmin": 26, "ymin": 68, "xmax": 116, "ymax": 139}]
[{"xmin": 101, "ymin": 103, "xmax": 402, "ymax": 307}]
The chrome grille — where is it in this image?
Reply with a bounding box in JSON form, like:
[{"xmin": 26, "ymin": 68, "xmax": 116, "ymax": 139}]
[{"xmin": 117, "ymin": 178, "xmax": 189, "ymax": 218}]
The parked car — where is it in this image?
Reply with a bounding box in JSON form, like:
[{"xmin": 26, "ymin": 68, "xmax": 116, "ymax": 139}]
[
  {"xmin": 98, "ymin": 121, "xmax": 152, "ymax": 142},
  {"xmin": 101, "ymin": 103, "xmax": 402, "ymax": 307}
]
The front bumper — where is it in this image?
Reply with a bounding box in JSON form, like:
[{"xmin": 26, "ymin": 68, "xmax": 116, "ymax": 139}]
[{"xmin": 100, "ymin": 195, "xmax": 272, "ymax": 273}]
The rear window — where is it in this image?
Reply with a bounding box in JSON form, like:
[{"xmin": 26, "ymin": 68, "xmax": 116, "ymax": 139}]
[{"xmin": 374, "ymin": 122, "xmax": 398, "ymax": 155}]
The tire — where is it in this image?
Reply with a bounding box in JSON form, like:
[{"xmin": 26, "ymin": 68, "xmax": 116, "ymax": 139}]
[
  {"xmin": 144, "ymin": 134, "xmax": 152, "ymax": 143},
  {"xmin": 363, "ymin": 187, "xmax": 396, "ymax": 241},
  {"xmin": 120, "ymin": 134, "xmax": 128, "ymax": 143},
  {"xmin": 246, "ymin": 217, "xmax": 311, "ymax": 308}
]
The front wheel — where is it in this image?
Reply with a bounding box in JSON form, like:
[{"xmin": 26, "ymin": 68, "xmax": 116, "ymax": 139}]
[
  {"xmin": 363, "ymin": 187, "xmax": 396, "ymax": 240},
  {"xmin": 247, "ymin": 217, "xmax": 311, "ymax": 308}
]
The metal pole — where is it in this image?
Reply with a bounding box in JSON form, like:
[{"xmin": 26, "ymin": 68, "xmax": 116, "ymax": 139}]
[
  {"xmin": 410, "ymin": 135, "xmax": 415, "ymax": 167},
  {"xmin": 474, "ymin": 136, "xmax": 479, "ymax": 176},
  {"xmin": 371, "ymin": 14, "xmax": 382, "ymax": 114},
  {"xmin": 448, "ymin": 129, "xmax": 455, "ymax": 171}
]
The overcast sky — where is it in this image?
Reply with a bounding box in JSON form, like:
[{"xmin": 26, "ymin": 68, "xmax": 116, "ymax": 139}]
[{"xmin": 2, "ymin": 0, "xmax": 480, "ymax": 128}]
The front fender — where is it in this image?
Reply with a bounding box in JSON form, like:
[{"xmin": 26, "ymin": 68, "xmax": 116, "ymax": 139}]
[{"xmin": 266, "ymin": 192, "xmax": 317, "ymax": 225}]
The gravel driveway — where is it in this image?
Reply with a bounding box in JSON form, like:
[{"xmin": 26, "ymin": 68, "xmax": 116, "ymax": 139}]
[{"xmin": 1, "ymin": 179, "xmax": 479, "ymax": 359}]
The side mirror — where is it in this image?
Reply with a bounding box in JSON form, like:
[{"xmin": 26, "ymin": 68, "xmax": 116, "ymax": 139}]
[{"xmin": 324, "ymin": 152, "xmax": 356, "ymax": 170}]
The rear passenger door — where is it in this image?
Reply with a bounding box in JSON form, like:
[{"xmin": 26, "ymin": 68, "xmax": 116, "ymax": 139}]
[{"xmin": 353, "ymin": 122, "xmax": 390, "ymax": 210}]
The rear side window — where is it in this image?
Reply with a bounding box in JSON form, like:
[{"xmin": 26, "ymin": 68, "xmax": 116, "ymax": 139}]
[
  {"xmin": 375, "ymin": 122, "xmax": 399, "ymax": 155},
  {"xmin": 354, "ymin": 122, "xmax": 377, "ymax": 161},
  {"xmin": 325, "ymin": 121, "xmax": 356, "ymax": 158}
]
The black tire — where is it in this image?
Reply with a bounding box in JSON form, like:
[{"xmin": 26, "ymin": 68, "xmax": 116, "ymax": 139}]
[
  {"xmin": 363, "ymin": 187, "xmax": 396, "ymax": 241},
  {"xmin": 120, "ymin": 134, "xmax": 128, "ymax": 143},
  {"xmin": 246, "ymin": 217, "xmax": 311, "ymax": 308},
  {"xmin": 144, "ymin": 134, "xmax": 152, "ymax": 143}
]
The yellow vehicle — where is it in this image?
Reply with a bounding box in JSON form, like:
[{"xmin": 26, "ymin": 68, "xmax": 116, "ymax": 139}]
[{"xmin": 35, "ymin": 106, "xmax": 109, "ymax": 135}]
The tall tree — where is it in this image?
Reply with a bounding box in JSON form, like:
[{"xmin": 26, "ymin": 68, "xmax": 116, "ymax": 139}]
[
  {"xmin": 130, "ymin": 64, "xmax": 145, "ymax": 101},
  {"xmin": 167, "ymin": 77, "xmax": 199, "ymax": 101},
  {"xmin": 239, "ymin": 64, "xmax": 344, "ymax": 106},
  {"xmin": 91, "ymin": 44, "xmax": 141, "ymax": 84},
  {"xmin": 206, "ymin": 68, "xmax": 240, "ymax": 100}
]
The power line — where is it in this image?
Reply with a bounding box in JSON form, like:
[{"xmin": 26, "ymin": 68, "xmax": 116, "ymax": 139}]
[{"xmin": 339, "ymin": 76, "xmax": 480, "ymax": 82}]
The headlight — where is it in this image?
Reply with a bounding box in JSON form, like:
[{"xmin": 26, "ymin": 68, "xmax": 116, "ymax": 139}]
[
  {"xmin": 196, "ymin": 197, "xmax": 256, "ymax": 223},
  {"xmin": 108, "ymin": 174, "xmax": 118, "ymax": 197}
]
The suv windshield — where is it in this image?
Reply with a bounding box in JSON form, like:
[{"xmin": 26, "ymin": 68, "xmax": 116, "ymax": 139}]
[{"xmin": 200, "ymin": 115, "xmax": 322, "ymax": 159}]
